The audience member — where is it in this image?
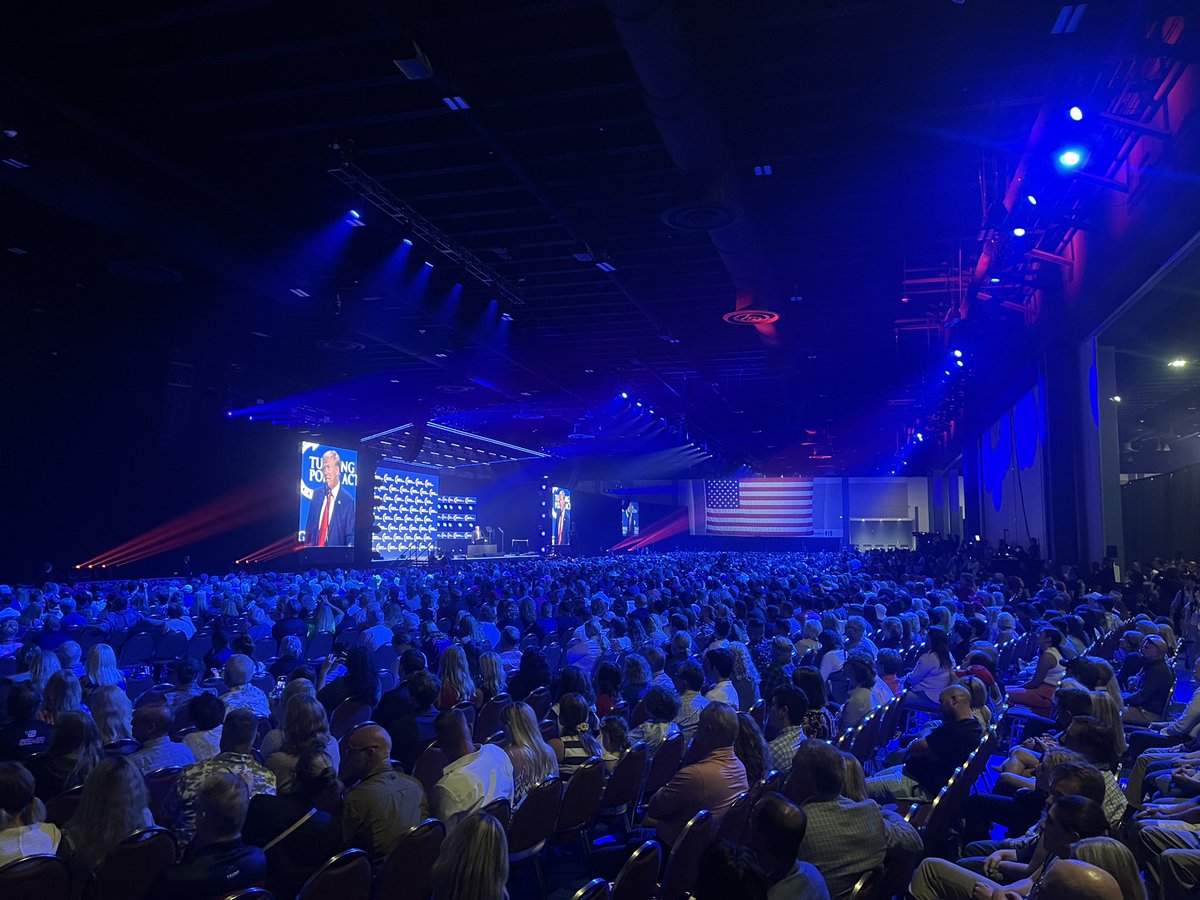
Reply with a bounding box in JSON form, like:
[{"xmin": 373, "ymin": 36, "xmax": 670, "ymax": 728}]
[
  {"xmin": 430, "ymin": 709, "xmax": 512, "ymax": 831},
  {"xmin": 339, "ymin": 722, "xmax": 427, "ymax": 866},
  {"xmin": 747, "ymin": 790, "xmax": 831, "ymax": 900},
  {"xmin": 58, "ymin": 756, "xmax": 154, "ymax": 888},
  {"xmin": 129, "ymin": 703, "xmax": 196, "ymax": 773},
  {"xmin": 0, "ymin": 682, "xmax": 53, "ymax": 760},
  {"xmin": 265, "ymin": 693, "xmax": 339, "ymax": 794},
  {"xmin": 502, "ymin": 701, "xmax": 558, "ymax": 807},
  {"xmin": 26, "ymin": 710, "xmax": 103, "ymax": 800},
  {"xmin": 220, "ymin": 654, "xmax": 271, "ymax": 718},
  {"xmin": 0, "ymin": 760, "xmax": 60, "ymax": 864},
  {"xmin": 431, "ymin": 811, "xmax": 508, "ymax": 900},
  {"xmin": 182, "ymin": 692, "xmax": 226, "ymax": 761}
]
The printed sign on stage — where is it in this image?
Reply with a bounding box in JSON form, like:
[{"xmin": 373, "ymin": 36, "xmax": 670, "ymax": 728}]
[
  {"xmin": 551, "ymin": 486, "xmax": 571, "ymax": 546},
  {"xmin": 298, "ymin": 443, "xmax": 358, "ymax": 547}
]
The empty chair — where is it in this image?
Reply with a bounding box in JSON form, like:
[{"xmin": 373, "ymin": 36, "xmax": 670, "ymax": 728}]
[
  {"xmin": 296, "ymin": 849, "xmax": 371, "ymax": 900},
  {"xmin": 658, "ymin": 810, "xmax": 714, "ymax": 900},
  {"xmin": 571, "ymin": 878, "xmax": 611, "ymax": 900},
  {"xmin": 609, "ymin": 840, "xmax": 662, "ymax": 900},
  {"xmin": 143, "ymin": 766, "xmax": 184, "ymax": 823},
  {"xmin": 375, "ymin": 818, "xmax": 445, "ymax": 900},
  {"xmin": 412, "ymin": 744, "xmax": 449, "ymax": 799},
  {"xmin": 44, "ymin": 785, "xmax": 84, "ymax": 826},
  {"xmin": 118, "ymin": 633, "xmax": 158, "ymax": 667},
  {"xmin": 555, "ymin": 757, "xmax": 604, "ymax": 850},
  {"xmin": 0, "ymin": 854, "xmax": 71, "ymax": 900},
  {"xmin": 473, "ymin": 693, "xmax": 512, "ymax": 742},
  {"xmin": 506, "ymin": 777, "xmax": 561, "ymax": 899},
  {"xmin": 640, "ymin": 733, "xmax": 683, "ymax": 802},
  {"xmin": 598, "ymin": 743, "xmax": 648, "ymax": 831},
  {"xmin": 526, "ymin": 687, "xmax": 552, "ymax": 722},
  {"xmin": 83, "ymin": 826, "xmax": 178, "ymax": 900},
  {"xmin": 328, "ymin": 698, "xmax": 373, "ymax": 740}
]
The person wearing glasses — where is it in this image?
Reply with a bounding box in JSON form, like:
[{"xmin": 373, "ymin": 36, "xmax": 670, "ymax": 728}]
[{"xmin": 339, "ymin": 723, "xmax": 427, "ymax": 866}]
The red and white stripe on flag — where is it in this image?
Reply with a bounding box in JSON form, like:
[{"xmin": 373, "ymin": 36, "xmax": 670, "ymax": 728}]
[{"xmin": 704, "ymin": 478, "xmax": 815, "ymax": 536}]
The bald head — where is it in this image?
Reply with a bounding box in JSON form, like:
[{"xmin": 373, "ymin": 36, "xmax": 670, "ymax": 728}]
[
  {"xmin": 1039, "ymin": 860, "xmax": 1122, "ymax": 900},
  {"xmin": 339, "ymin": 723, "xmax": 392, "ymax": 783},
  {"xmin": 939, "ymin": 684, "xmax": 973, "ymax": 720}
]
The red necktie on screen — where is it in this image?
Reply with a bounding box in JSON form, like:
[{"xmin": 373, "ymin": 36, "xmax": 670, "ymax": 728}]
[{"xmin": 317, "ymin": 494, "xmax": 333, "ymax": 547}]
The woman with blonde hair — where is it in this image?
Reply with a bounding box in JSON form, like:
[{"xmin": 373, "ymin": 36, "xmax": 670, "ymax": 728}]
[
  {"xmin": 266, "ymin": 693, "xmax": 340, "ymax": 794},
  {"xmin": 1067, "ymin": 837, "xmax": 1146, "ymax": 900},
  {"xmin": 437, "ymin": 644, "xmax": 480, "ymax": 710},
  {"xmin": 88, "ymin": 684, "xmax": 133, "ymax": 744},
  {"xmin": 38, "ymin": 670, "xmax": 85, "ymax": 726},
  {"xmin": 82, "ymin": 643, "xmax": 124, "ymax": 696},
  {"xmin": 1087, "ymin": 690, "xmax": 1127, "ymax": 757},
  {"xmin": 841, "ymin": 751, "xmax": 868, "ymax": 802},
  {"xmin": 27, "ymin": 648, "xmax": 62, "ymax": 696},
  {"xmin": 502, "ymin": 702, "xmax": 558, "ymax": 806},
  {"xmin": 431, "ymin": 811, "xmax": 508, "ymax": 900},
  {"xmin": 477, "ymin": 652, "xmax": 507, "ymax": 704},
  {"xmin": 58, "ymin": 756, "xmax": 153, "ymax": 888}
]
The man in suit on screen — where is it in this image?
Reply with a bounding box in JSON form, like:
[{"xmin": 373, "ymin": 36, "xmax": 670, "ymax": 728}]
[{"xmin": 304, "ymin": 449, "xmax": 356, "ymax": 547}]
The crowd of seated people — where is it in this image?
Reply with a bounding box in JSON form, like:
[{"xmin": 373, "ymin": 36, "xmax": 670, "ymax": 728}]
[{"xmin": 0, "ymin": 548, "xmax": 1195, "ymax": 900}]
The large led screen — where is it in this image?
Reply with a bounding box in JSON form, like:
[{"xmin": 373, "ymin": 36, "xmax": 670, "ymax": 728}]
[{"xmin": 298, "ymin": 443, "xmax": 358, "ymax": 547}]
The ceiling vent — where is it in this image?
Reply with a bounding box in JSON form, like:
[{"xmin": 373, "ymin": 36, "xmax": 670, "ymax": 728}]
[
  {"xmin": 722, "ymin": 309, "xmax": 780, "ymax": 325},
  {"xmin": 661, "ymin": 199, "xmax": 741, "ymax": 232}
]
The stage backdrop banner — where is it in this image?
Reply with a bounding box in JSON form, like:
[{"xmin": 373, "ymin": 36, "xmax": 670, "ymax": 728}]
[
  {"xmin": 696, "ymin": 477, "xmax": 815, "ymax": 537},
  {"xmin": 298, "ymin": 443, "xmax": 359, "ymax": 547},
  {"xmin": 372, "ymin": 466, "xmax": 440, "ymax": 560}
]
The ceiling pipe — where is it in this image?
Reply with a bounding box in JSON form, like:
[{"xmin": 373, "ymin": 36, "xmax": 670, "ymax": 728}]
[{"xmin": 606, "ymin": 0, "xmax": 778, "ymax": 312}]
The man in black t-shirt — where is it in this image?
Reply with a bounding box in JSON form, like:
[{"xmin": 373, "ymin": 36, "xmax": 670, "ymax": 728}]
[
  {"xmin": 0, "ymin": 683, "xmax": 53, "ymax": 760},
  {"xmin": 866, "ymin": 685, "xmax": 982, "ymax": 804}
]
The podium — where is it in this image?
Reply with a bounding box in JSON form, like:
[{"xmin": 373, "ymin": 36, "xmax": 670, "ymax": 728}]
[{"xmin": 467, "ymin": 544, "xmax": 498, "ymax": 558}]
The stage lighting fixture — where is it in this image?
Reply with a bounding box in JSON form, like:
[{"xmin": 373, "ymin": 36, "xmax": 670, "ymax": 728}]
[
  {"xmin": 636, "ymin": 401, "xmax": 643, "ymax": 408},
  {"xmin": 952, "ymin": 349, "xmax": 963, "ymax": 358},
  {"xmin": 541, "ymin": 501, "xmax": 547, "ymax": 507},
  {"xmin": 1057, "ymin": 148, "xmax": 1084, "ymax": 168},
  {"xmin": 1110, "ymin": 395, "xmax": 1122, "ymax": 402},
  {"xmin": 916, "ymin": 432, "xmax": 924, "ymax": 442},
  {"xmin": 346, "ymin": 209, "xmax": 365, "ymax": 227},
  {"xmin": 595, "ymin": 260, "xmax": 617, "ymax": 273},
  {"xmin": 402, "ymin": 238, "xmax": 413, "ymax": 246},
  {"xmin": 989, "ymin": 277, "xmax": 1001, "ymax": 284},
  {"xmin": 501, "ymin": 312, "xmax": 514, "ymax": 322},
  {"xmin": 1012, "ymin": 227, "xmax": 1026, "ymax": 237},
  {"xmin": 540, "ymin": 530, "xmax": 546, "ymax": 537},
  {"xmin": 1068, "ymin": 106, "xmax": 1084, "ymax": 121},
  {"xmin": 647, "ymin": 408, "xmax": 654, "ymax": 415},
  {"xmin": 620, "ymin": 392, "xmax": 628, "ymax": 399},
  {"xmin": 944, "ymin": 369, "xmax": 951, "ymax": 376},
  {"xmin": 955, "ymin": 360, "xmax": 964, "ymax": 368},
  {"xmin": 1025, "ymin": 194, "xmax": 1038, "ymax": 206},
  {"xmin": 1169, "ymin": 358, "xmax": 1188, "ymax": 368},
  {"xmin": 423, "ymin": 261, "xmax": 433, "ymax": 267}
]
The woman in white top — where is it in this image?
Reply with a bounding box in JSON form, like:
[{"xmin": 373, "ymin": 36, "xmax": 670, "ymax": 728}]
[
  {"xmin": 502, "ymin": 702, "xmax": 559, "ymax": 807},
  {"xmin": 0, "ymin": 761, "xmax": 60, "ymax": 867},
  {"xmin": 1007, "ymin": 626, "xmax": 1066, "ymax": 715},
  {"xmin": 904, "ymin": 626, "xmax": 956, "ymax": 711}
]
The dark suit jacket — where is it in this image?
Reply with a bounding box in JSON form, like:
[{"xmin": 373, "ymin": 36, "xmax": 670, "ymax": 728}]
[{"xmin": 304, "ymin": 485, "xmax": 356, "ymax": 547}]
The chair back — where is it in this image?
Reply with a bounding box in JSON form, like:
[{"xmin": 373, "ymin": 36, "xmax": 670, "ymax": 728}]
[
  {"xmin": 539, "ymin": 718, "xmax": 558, "ymax": 741},
  {"xmin": 328, "ymin": 698, "xmax": 373, "ymax": 740},
  {"xmin": 628, "ymin": 698, "xmax": 649, "ymax": 729},
  {"xmin": 715, "ymin": 790, "xmax": 751, "ymax": 843},
  {"xmin": 44, "ymin": 785, "xmax": 84, "ymax": 826},
  {"xmin": 144, "ymin": 766, "xmax": 184, "ymax": 821},
  {"xmin": 84, "ymin": 827, "xmax": 178, "ymax": 900},
  {"xmin": 305, "ymin": 633, "xmax": 333, "ymax": 661},
  {"xmin": 412, "ymin": 744, "xmax": 449, "ymax": 798},
  {"xmin": 473, "ymin": 693, "xmax": 512, "ymax": 742},
  {"xmin": 452, "ymin": 700, "xmax": 477, "ymax": 732},
  {"xmin": 104, "ymin": 738, "xmax": 141, "ymax": 757},
  {"xmin": 221, "ymin": 890, "xmax": 274, "ymax": 900},
  {"xmin": 555, "ymin": 756, "xmax": 604, "ymax": 836},
  {"xmin": 641, "ymin": 732, "xmax": 683, "ymax": 800},
  {"xmin": 0, "ymin": 854, "xmax": 70, "ymax": 900},
  {"xmin": 185, "ymin": 632, "xmax": 213, "ymax": 659},
  {"xmin": 748, "ymin": 698, "xmax": 766, "ymax": 730},
  {"xmin": 152, "ymin": 631, "xmax": 187, "ymax": 661},
  {"xmin": 526, "ymin": 687, "xmax": 552, "ymax": 722},
  {"xmin": 571, "ymin": 878, "xmax": 611, "ymax": 900},
  {"xmin": 296, "ymin": 849, "xmax": 372, "ymax": 900},
  {"xmin": 507, "ymin": 777, "xmax": 562, "ymax": 860},
  {"xmin": 482, "ymin": 797, "xmax": 512, "ymax": 829},
  {"xmin": 253, "ymin": 637, "xmax": 278, "ymax": 661},
  {"xmin": 118, "ymin": 633, "xmax": 157, "ymax": 666},
  {"xmin": 543, "ymin": 643, "xmax": 562, "ymax": 672},
  {"xmin": 601, "ymin": 743, "xmax": 648, "ymax": 811},
  {"xmin": 375, "ymin": 818, "xmax": 445, "ymax": 900},
  {"xmin": 610, "ymin": 840, "xmax": 662, "ymax": 900},
  {"xmin": 659, "ymin": 809, "xmax": 714, "ymax": 900}
]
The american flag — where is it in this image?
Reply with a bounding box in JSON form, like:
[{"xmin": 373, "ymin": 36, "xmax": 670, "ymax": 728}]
[{"xmin": 704, "ymin": 478, "xmax": 814, "ymax": 536}]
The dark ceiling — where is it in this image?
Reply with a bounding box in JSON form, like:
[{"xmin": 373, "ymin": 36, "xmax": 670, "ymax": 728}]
[{"xmin": 1, "ymin": 0, "xmax": 1168, "ymax": 478}]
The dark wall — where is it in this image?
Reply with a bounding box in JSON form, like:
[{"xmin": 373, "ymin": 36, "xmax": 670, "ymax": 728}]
[{"xmin": 1122, "ymin": 465, "xmax": 1200, "ymax": 564}]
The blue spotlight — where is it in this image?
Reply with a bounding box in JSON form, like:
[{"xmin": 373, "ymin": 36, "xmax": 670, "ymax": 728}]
[
  {"xmin": 1057, "ymin": 148, "xmax": 1084, "ymax": 169},
  {"xmin": 916, "ymin": 432, "xmax": 924, "ymax": 442},
  {"xmin": 402, "ymin": 238, "xmax": 413, "ymax": 246},
  {"xmin": 620, "ymin": 391, "xmax": 628, "ymax": 399},
  {"xmin": 423, "ymin": 260, "xmax": 433, "ymax": 268},
  {"xmin": 989, "ymin": 277, "xmax": 1001, "ymax": 284},
  {"xmin": 648, "ymin": 408, "xmax": 654, "ymax": 415},
  {"xmin": 952, "ymin": 349, "xmax": 963, "ymax": 358},
  {"xmin": 345, "ymin": 209, "xmax": 365, "ymax": 227},
  {"xmin": 1025, "ymin": 194, "xmax": 1038, "ymax": 206},
  {"xmin": 944, "ymin": 369, "xmax": 951, "ymax": 376},
  {"xmin": 955, "ymin": 359, "xmax": 965, "ymax": 368},
  {"xmin": 636, "ymin": 401, "xmax": 643, "ymax": 408},
  {"xmin": 501, "ymin": 312, "xmax": 514, "ymax": 322},
  {"xmin": 1068, "ymin": 105, "xmax": 1084, "ymax": 121},
  {"xmin": 1012, "ymin": 226, "xmax": 1026, "ymax": 237},
  {"xmin": 347, "ymin": 209, "xmax": 360, "ymax": 219}
]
